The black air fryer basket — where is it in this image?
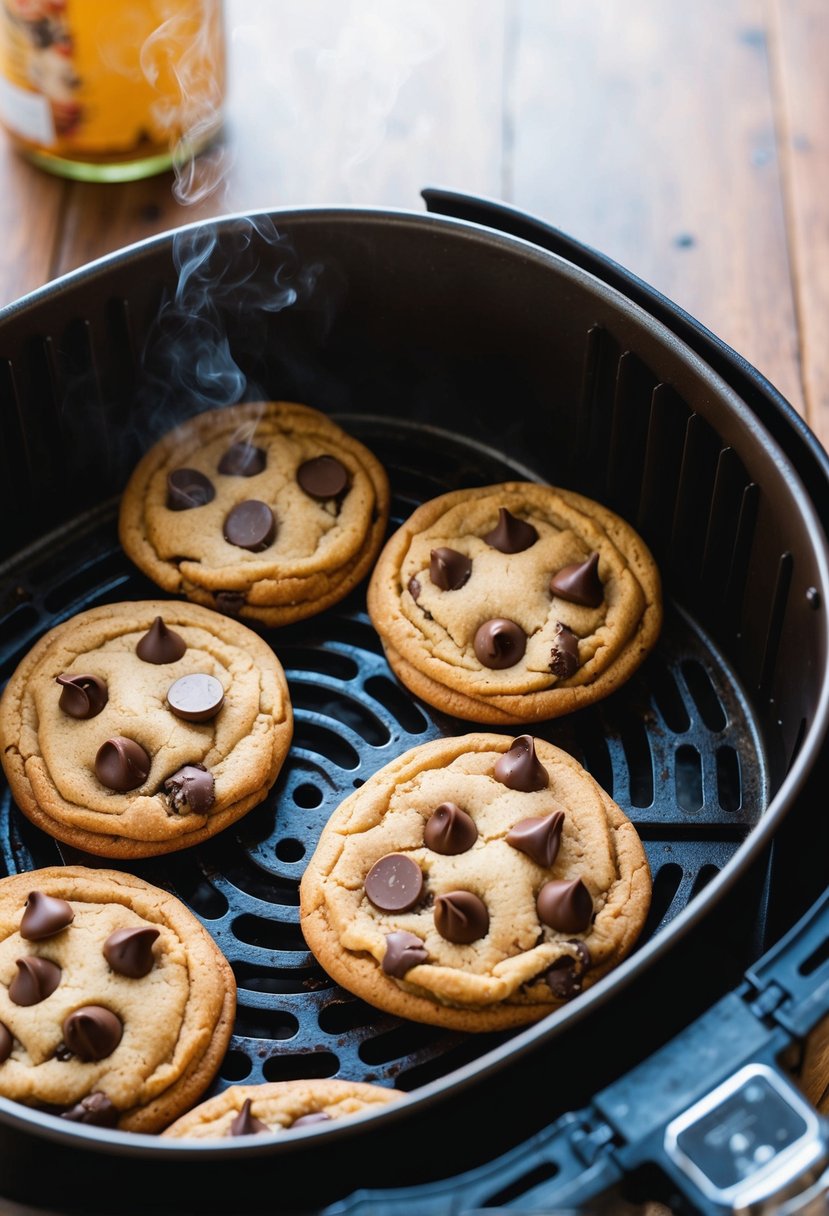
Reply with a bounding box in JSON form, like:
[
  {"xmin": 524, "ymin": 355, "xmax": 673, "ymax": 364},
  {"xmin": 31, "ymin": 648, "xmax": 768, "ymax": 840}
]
[{"xmin": 1, "ymin": 191, "xmax": 829, "ymax": 1216}]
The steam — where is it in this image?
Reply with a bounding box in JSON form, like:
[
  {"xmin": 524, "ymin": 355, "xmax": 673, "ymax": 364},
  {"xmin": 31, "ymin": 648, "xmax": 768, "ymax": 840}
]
[
  {"xmin": 139, "ymin": 0, "xmax": 228, "ymax": 205},
  {"xmin": 134, "ymin": 2, "xmax": 442, "ymax": 452},
  {"xmin": 138, "ymin": 215, "xmax": 322, "ymax": 439}
]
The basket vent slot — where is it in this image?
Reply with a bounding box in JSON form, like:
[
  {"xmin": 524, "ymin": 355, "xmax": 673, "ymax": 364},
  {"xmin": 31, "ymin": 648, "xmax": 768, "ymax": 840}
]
[
  {"xmin": 262, "ymin": 1053, "xmax": 339, "ymax": 1082},
  {"xmin": 606, "ymin": 350, "xmax": 658, "ymax": 519}
]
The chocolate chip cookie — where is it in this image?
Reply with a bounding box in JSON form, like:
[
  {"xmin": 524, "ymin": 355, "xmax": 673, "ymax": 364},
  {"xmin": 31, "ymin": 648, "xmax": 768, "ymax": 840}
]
[
  {"xmin": 162, "ymin": 1078, "xmax": 404, "ymax": 1139},
  {"xmin": 0, "ymin": 866, "xmax": 235, "ymax": 1133},
  {"xmin": 299, "ymin": 733, "xmax": 651, "ymax": 1032},
  {"xmin": 367, "ymin": 482, "xmax": 662, "ymax": 723},
  {"xmin": 0, "ymin": 600, "xmax": 293, "ymax": 858},
  {"xmin": 118, "ymin": 401, "xmax": 390, "ymax": 626}
]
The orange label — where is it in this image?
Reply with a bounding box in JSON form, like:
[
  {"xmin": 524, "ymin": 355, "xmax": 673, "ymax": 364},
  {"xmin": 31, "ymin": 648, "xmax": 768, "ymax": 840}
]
[{"xmin": 0, "ymin": 0, "xmax": 224, "ymax": 157}]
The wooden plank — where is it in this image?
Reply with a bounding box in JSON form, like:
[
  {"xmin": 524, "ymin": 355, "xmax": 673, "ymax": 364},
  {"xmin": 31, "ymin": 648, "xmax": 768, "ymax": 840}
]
[
  {"xmin": 509, "ymin": 0, "xmax": 804, "ymax": 416},
  {"xmin": 0, "ymin": 141, "xmax": 65, "ymax": 307},
  {"xmin": 769, "ymin": 0, "xmax": 829, "ymax": 448},
  {"xmin": 53, "ymin": 0, "xmax": 505, "ymax": 277}
]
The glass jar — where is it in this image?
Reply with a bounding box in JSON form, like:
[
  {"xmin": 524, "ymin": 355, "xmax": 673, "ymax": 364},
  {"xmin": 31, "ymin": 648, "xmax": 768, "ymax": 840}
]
[{"xmin": 0, "ymin": 0, "xmax": 225, "ymax": 181}]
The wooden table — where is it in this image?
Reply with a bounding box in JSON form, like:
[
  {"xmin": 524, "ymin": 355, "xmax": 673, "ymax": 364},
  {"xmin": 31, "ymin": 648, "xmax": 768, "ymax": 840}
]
[
  {"xmin": 1, "ymin": 0, "xmax": 828, "ymax": 1202},
  {"xmin": 2, "ymin": 0, "xmax": 827, "ymax": 447}
]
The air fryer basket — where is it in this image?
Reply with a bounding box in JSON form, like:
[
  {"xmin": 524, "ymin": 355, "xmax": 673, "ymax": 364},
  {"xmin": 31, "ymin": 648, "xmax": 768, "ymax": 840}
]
[{"xmin": 0, "ymin": 204, "xmax": 827, "ymax": 1214}]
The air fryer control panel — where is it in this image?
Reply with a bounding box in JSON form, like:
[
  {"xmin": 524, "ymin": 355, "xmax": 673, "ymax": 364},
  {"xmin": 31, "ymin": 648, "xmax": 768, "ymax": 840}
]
[{"xmin": 665, "ymin": 1064, "xmax": 828, "ymax": 1214}]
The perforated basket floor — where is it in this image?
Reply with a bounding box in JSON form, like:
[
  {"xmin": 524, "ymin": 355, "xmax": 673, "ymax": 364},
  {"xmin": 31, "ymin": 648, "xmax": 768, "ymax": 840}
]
[{"xmin": 0, "ymin": 418, "xmax": 768, "ymax": 1102}]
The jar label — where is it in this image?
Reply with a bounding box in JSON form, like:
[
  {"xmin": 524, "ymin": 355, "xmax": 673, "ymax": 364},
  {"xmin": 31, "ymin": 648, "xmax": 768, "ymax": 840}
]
[{"xmin": 0, "ymin": 73, "xmax": 55, "ymax": 144}]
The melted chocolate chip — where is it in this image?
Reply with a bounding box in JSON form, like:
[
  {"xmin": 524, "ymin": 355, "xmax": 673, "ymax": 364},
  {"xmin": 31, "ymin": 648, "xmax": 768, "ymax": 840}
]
[
  {"xmin": 215, "ymin": 591, "xmax": 246, "ymax": 616},
  {"xmin": 0, "ymin": 1023, "xmax": 12, "ymax": 1063},
  {"xmin": 229, "ymin": 1098, "xmax": 269, "ymax": 1137},
  {"xmin": 167, "ymin": 468, "xmax": 216, "ymax": 511},
  {"xmin": 223, "ymin": 500, "xmax": 276, "ymax": 551},
  {"xmin": 136, "ymin": 617, "xmax": 186, "ymax": 665},
  {"xmin": 423, "ymin": 803, "xmax": 478, "ymax": 855},
  {"xmin": 9, "ymin": 956, "xmax": 61, "ymax": 1005},
  {"xmin": 218, "ymin": 442, "xmax": 266, "ymax": 477},
  {"xmin": 544, "ymin": 941, "xmax": 592, "ymax": 999},
  {"xmin": 506, "ymin": 811, "xmax": 565, "ymax": 868},
  {"xmin": 59, "ymin": 1093, "xmax": 119, "ymax": 1127},
  {"xmin": 163, "ymin": 764, "xmax": 215, "ymax": 814},
  {"xmin": 550, "ymin": 623, "xmax": 580, "ymax": 679},
  {"xmin": 166, "ymin": 673, "xmax": 225, "ymax": 722},
  {"xmin": 484, "ymin": 507, "xmax": 538, "ymax": 553},
  {"xmin": 537, "ymin": 878, "xmax": 593, "ymax": 933},
  {"xmin": 382, "ymin": 931, "xmax": 429, "ymax": 978},
  {"xmin": 297, "ymin": 455, "xmax": 349, "ymax": 500},
  {"xmin": 95, "ymin": 737, "xmax": 151, "ymax": 792},
  {"xmin": 429, "ymin": 548, "xmax": 472, "ymax": 591},
  {"xmin": 20, "ymin": 891, "xmax": 74, "ymax": 941},
  {"xmin": 474, "ymin": 618, "xmax": 527, "ymax": 669},
  {"xmin": 434, "ymin": 891, "xmax": 489, "ymax": 944},
  {"xmin": 291, "ymin": 1110, "xmax": 333, "ymax": 1129},
  {"xmin": 407, "ymin": 576, "xmax": 421, "ymax": 601},
  {"xmin": 494, "ymin": 735, "xmax": 549, "ymax": 792},
  {"xmin": 56, "ymin": 674, "xmax": 108, "ymax": 720},
  {"xmin": 365, "ymin": 854, "xmax": 423, "ymax": 913},
  {"xmin": 63, "ymin": 1007, "xmax": 123, "ymax": 1061},
  {"xmin": 103, "ymin": 927, "xmax": 160, "ymax": 978},
  {"xmin": 549, "ymin": 552, "xmax": 603, "ymax": 607}
]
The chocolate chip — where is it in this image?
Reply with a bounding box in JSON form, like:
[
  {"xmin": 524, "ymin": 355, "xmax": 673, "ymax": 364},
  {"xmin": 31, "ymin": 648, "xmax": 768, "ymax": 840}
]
[
  {"xmin": 434, "ymin": 891, "xmax": 489, "ymax": 944},
  {"xmin": 229, "ymin": 1098, "xmax": 269, "ymax": 1137},
  {"xmin": 223, "ymin": 500, "xmax": 276, "ymax": 551},
  {"xmin": 549, "ymin": 552, "xmax": 603, "ymax": 607},
  {"xmin": 218, "ymin": 442, "xmax": 266, "ymax": 477},
  {"xmin": 136, "ymin": 617, "xmax": 186, "ymax": 664},
  {"xmin": 550, "ymin": 623, "xmax": 580, "ymax": 679},
  {"xmin": 365, "ymin": 854, "xmax": 423, "ymax": 913},
  {"xmin": 56, "ymin": 674, "xmax": 108, "ymax": 719},
  {"xmin": 20, "ymin": 891, "xmax": 74, "ymax": 940},
  {"xmin": 407, "ymin": 576, "xmax": 421, "ymax": 601},
  {"xmin": 474, "ymin": 618, "xmax": 527, "ymax": 669},
  {"xmin": 506, "ymin": 811, "xmax": 565, "ymax": 868},
  {"xmin": 382, "ymin": 931, "xmax": 429, "ymax": 978},
  {"xmin": 544, "ymin": 941, "xmax": 592, "ymax": 999},
  {"xmin": 59, "ymin": 1093, "xmax": 119, "ymax": 1127},
  {"xmin": 54, "ymin": 1042, "xmax": 73, "ymax": 1061},
  {"xmin": 484, "ymin": 507, "xmax": 538, "ymax": 553},
  {"xmin": 297, "ymin": 455, "xmax": 349, "ymax": 500},
  {"xmin": 423, "ymin": 803, "xmax": 478, "ymax": 855},
  {"xmin": 103, "ymin": 927, "xmax": 160, "ymax": 978},
  {"xmin": 291, "ymin": 1111, "xmax": 333, "ymax": 1129},
  {"xmin": 63, "ymin": 1007, "xmax": 123, "ymax": 1061},
  {"xmin": 163, "ymin": 764, "xmax": 215, "ymax": 814},
  {"xmin": 167, "ymin": 468, "xmax": 216, "ymax": 510},
  {"xmin": 494, "ymin": 735, "xmax": 549, "ymax": 792},
  {"xmin": 429, "ymin": 548, "xmax": 472, "ymax": 591},
  {"xmin": 0, "ymin": 1023, "xmax": 13, "ymax": 1063},
  {"xmin": 215, "ymin": 591, "xmax": 246, "ymax": 616},
  {"xmin": 537, "ymin": 878, "xmax": 593, "ymax": 933},
  {"xmin": 166, "ymin": 673, "xmax": 225, "ymax": 722},
  {"xmin": 95, "ymin": 737, "xmax": 151, "ymax": 792},
  {"xmin": 9, "ymin": 956, "xmax": 61, "ymax": 1005}
]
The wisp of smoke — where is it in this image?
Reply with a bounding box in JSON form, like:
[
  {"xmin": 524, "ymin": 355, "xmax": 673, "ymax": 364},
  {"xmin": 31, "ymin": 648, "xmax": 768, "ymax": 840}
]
[{"xmin": 137, "ymin": 214, "xmax": 322, "ymax": 440}]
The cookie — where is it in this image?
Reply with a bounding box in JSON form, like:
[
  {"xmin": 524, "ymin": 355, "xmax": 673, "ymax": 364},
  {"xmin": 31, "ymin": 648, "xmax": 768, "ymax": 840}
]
[
  {"xmin": 367, "ymin": 482, "xmax": 662, "ymax": 724},
  {"xmin": 0, "ymin": 599, "xmax": 293, "ymax": 858},
  {"xmin": 118, "ymin": 401, "xmax": 390, "ymax": 626},
  {"xmin": 162, "ymin": 1078, "xmax": 404, "ymax": 1139},
  {"xmin": 0, "ymin": 866, "xmax": 235, "ymax": 1133},
  {"xmin": 299, "ymin": 733, "xmax": 651, "ymax": 1032}
]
